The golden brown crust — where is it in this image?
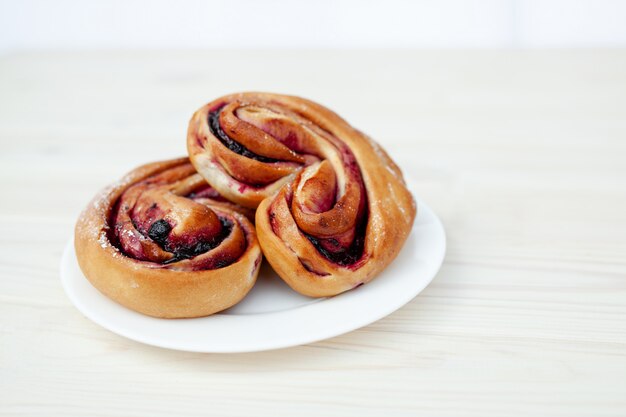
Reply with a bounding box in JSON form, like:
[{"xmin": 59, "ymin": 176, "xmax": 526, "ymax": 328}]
[
  {"xmin": 188, "ymin": 93, "xmax": 416, "ymax": 297},
  {"xmin": 74, "ymin": 158, "xmax": 262, "ymax": 318}
]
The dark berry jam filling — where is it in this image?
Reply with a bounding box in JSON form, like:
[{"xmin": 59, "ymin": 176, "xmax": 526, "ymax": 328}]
[
  {"xmin": 208, "ymin": 109, "xmax": 279, "ymax": 163},
  {"xmin": 303, "ymin": 195, "xmax": 368, "ymax": 267},
  {"xmin": 305, "ymin": 226, "xmax": 366, "ymax": 266},
  {"xmin": 162, "ymin": 217, "xmax": 233, "ymax": 264},
  {"xmin": 148, "ymin": 219, "xmax": 171, "ymax": 246}
]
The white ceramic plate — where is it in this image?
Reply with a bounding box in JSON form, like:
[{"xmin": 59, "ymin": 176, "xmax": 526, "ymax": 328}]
[{"xmin": 60, "ymin": 196, "xmax": 445, "ymax": 353}]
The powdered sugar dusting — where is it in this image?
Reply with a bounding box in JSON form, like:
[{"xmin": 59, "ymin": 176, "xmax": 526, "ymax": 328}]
[
  {"xmin": 92, "ymin": 183, "xmax": 116, "ymax": 212},
  {"xmin": 369, "ymin": 210, "xmax": 386, "ymax": 245},
  {"xmin": 98, "ymin": 230, "xmax": 108, "ymax": 249},
  {"xmin": 367, "ymin": 136, "xmax": 402, "ymax": 183},
  {"xmin": 97, "ymin": 228, "xmax": 119, "ymax": 257},
  {"xmin": 385, "ymin": 163, "xmax": 400, "ymax": 179}
]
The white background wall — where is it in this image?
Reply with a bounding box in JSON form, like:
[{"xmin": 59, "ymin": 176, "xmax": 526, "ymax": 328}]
[{"xmin": 1, "ymin": 0, "xmax": 626, "ymax": 53}]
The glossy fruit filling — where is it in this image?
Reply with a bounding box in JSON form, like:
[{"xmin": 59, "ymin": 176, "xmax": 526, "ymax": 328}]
[
  {"xmin": 209, "ymin": 109, "xmax": 278, "ymax": 163},
  {"xmin": 108, "ymin": 163, "xmax": 245, "ymax": 268}
]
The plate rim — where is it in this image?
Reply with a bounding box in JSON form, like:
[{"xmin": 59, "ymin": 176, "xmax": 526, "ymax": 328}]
[{"xmin": 60, "ymin": 197, "xmax": 446, "ymax": 353}]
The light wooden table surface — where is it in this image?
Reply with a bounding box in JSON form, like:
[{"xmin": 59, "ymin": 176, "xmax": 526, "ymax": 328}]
[{"xmin": 1, "ymin": 50, "xmax": 625, "ymax": 416}]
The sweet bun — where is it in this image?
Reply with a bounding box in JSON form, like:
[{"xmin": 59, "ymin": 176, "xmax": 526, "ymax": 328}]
[
  {"xmin": 74, "ymin": 157, "xmax": 261, "ymax": 318},
  {"xmin": 188, "ymin": 93, "xmax": 416, "ymax": 297}
]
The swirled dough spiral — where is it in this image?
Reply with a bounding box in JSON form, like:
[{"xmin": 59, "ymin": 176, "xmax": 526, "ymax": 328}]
[
  {"xmin": 188, "ymin": 93, "xmax": 416, "ymax": 297},
  {"xmin": 74, "ymin": 158, "xmax": 261, "ymax": 318}
]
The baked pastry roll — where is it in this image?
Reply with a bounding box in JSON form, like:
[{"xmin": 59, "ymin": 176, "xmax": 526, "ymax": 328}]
[
  {"xmin": 188, "ymin": 93, "xmax": 416, "ymax": 297},
  {"xmin": 74, "ymin": 158, "xmax": 261, "ymax": 318}
]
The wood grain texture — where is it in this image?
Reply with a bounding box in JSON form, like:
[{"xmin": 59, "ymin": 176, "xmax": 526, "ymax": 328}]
[{"xmin": 1, "ymin": 50, "xmax": 625, "ymax": 417}]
